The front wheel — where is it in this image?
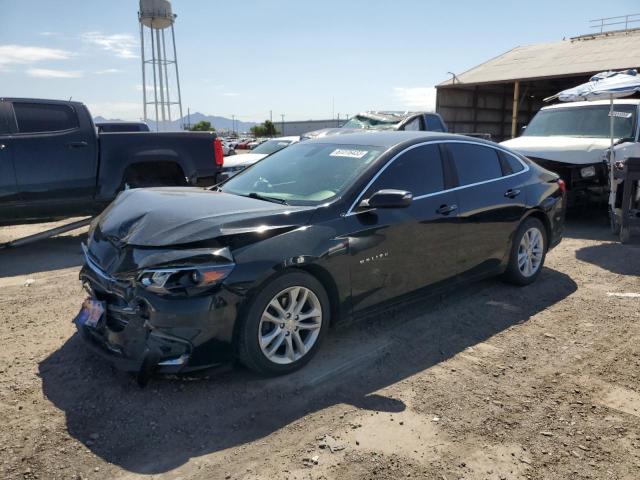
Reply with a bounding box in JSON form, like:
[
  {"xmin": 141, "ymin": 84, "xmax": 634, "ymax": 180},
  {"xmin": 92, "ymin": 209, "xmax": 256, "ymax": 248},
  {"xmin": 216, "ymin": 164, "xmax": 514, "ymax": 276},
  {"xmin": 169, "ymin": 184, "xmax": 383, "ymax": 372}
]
[
  {"xmin": 237, "ymin": 271, "xmax": 330, "ymax": 375},
  {"xmin": 503, "ymin": 217, "xmax": 547, "ymax": 286}
]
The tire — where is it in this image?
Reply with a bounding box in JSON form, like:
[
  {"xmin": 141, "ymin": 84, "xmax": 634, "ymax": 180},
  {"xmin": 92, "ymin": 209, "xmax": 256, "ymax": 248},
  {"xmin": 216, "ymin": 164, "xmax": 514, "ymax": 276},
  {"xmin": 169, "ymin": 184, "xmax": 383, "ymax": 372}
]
[
  {"xmin": 237, "ymin": 271, "xmax": 330, "ymax": 375},
  {"xmin": 502, "ymin": 217, "xmax": 547, "ymax": 286}
]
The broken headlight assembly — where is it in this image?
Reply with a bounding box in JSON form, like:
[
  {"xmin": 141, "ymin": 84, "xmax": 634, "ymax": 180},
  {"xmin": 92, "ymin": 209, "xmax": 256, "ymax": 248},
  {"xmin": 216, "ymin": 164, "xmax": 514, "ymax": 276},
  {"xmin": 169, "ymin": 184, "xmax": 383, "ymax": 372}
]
[{"xmin": 138, "ymin": 264, "xmax": 235, "ymax": 295}]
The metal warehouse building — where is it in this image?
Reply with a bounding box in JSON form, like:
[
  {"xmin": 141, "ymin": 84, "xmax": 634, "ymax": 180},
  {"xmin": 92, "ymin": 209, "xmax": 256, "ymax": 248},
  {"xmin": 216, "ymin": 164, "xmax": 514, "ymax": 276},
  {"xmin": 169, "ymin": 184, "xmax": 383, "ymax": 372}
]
[
  {"xmin": 278, "ymin": 118, "xmax": 344, "ymax": 136},
  {"xmin": 436, "ymin": 22, "xmax": 640, "ymax": 142}
]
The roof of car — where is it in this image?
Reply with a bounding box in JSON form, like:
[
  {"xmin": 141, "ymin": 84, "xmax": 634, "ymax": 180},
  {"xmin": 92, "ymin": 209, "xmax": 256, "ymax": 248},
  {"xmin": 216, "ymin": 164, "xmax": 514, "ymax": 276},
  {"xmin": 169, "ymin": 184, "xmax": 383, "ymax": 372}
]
[
  {"xmin": 307, "ymin": 130, "xmax": 494, "ymax": 148},
  {"xmin": 268, "ymin": 136, "xmax": 300, "ymax": 142},
  {"xmin": 1, "ymin": 97, "xmax": 86, "ymax": 107},
  {"xmin": 542, "ymin": 99, "xmax": 640, "ymax": 110}
]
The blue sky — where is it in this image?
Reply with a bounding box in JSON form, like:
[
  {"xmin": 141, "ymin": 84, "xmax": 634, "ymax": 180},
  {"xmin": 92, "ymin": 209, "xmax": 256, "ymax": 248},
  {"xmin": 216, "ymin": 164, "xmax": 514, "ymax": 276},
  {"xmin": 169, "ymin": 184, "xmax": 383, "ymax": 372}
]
[{"xmin": 1, "ymin": 0, "xmax": 637, "ymax": 122}]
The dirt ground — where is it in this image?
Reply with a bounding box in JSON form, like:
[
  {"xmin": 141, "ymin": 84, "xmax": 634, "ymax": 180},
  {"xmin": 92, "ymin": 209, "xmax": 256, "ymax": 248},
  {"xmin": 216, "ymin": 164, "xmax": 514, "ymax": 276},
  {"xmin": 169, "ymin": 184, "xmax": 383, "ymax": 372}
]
[{"xmin": 1, "ymin": 214, "xmax": 639, "ymax": 480}]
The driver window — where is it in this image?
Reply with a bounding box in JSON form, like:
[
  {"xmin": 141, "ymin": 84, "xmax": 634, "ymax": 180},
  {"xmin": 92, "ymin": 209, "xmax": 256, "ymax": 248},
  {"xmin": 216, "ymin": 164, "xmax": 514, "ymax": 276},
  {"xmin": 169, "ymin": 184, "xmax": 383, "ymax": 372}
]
[{"xmin": 366, "ymin": 144, "xmax": 444, "ymax": 198}]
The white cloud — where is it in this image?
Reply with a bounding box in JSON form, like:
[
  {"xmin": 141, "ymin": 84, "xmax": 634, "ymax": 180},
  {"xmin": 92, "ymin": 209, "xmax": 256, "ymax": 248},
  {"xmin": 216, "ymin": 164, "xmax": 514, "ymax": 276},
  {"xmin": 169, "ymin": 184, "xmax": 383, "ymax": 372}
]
[
  {"xmin": 39, "ymin": 31, "xmax": 59, "ymax": 36},
  {"xmin": 81, "ymin": 32, "xmax": 138, "ymax": 59},
  {"xmin": 87, "ymin": 101, "xmax": 141, "ymax": 121},
  {"xmin": 0, "ymin": 45, "xmax": 72, "ymax": 66},
  {"xmin": 223, "ymin": 92, "xmax": 240, "ymax": 97},
  {"xmin": 135, "ymin": 84, "xmax": 156, "ymax": 92},
  {"xmin": 94, "ymin": 68, "xmax": 122, "ymax": 74},
  {"xmin": 27, "ymin": 68, "xmax": 83, "ymax": 78},
  {"xmin": 392, "ymin": 87, "xmax": 437, "ymax": 111}
]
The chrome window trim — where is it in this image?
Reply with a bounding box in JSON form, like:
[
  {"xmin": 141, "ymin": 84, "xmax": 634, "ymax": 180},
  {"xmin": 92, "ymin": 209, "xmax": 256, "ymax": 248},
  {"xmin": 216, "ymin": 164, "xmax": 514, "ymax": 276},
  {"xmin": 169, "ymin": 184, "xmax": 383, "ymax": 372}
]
[
  {"xmin": 345, "ymin": 139, "xmax": 529, "ymax": 216},
  {"xmin": 82, "ymin": 243, "xmax": 115, "ymax": 282}
]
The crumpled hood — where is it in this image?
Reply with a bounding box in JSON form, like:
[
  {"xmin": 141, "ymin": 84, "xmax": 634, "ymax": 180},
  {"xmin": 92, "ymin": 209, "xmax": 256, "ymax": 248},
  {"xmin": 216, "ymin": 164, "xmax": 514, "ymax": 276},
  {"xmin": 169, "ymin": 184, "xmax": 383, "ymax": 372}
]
[
  {"xmin": 223, "ymin": 153, "xmax": 268, "ymax": 168},
  {"xmin": 94, "ymin": 187, "xmax": 315, "ymax": 247},
  {"xmin": 501, "ymin": 136, "xmax": 614, "ymax": 165}
]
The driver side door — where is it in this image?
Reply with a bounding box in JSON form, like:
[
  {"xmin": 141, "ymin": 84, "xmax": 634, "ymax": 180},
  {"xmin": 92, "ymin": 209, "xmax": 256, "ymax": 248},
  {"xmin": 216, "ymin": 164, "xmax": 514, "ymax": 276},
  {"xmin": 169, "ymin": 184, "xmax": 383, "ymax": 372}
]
[{"xmin": 345, "ymin": 143, "xmax": 460, "ymax": 314}]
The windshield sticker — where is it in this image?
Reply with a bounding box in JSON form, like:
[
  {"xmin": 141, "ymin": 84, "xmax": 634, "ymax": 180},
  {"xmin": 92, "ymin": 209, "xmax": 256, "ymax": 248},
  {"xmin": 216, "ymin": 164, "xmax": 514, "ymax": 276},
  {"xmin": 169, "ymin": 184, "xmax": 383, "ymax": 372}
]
[
  {"xmin": 330, "ymin": 149, "xmax": 369, "ymax": 159},
  {"xmin": 609, "ymin": 111, "xmax": 633, "ymax": 118}
]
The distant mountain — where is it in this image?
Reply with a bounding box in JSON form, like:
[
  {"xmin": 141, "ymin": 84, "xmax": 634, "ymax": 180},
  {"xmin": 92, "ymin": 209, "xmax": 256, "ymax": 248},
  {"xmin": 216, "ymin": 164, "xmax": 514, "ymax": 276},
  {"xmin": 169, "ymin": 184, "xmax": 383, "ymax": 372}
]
[{"xmin": 93, "ymin": 113, "xmax": 257, "ymax": 133}]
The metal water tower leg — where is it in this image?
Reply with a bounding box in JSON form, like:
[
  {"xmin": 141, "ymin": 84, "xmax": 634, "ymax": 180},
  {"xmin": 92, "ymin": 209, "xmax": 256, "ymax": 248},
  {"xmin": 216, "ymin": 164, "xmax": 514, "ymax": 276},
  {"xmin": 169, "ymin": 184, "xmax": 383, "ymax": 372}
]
[
  {"xmin": 161, "ymin": 28, "xmax": 172, "ymax": 123},
  {"xmin": 150, "ymin": 26, "xmax": 159, "ymax": 130},
  {"xmin": 140, "ymin": 22, "xmax": 147, "ymax": 122},
  {"xmin": 170, "ymin": 23, "xmax": 184, "ymax": 128},
  {"xmin": 156, "ymin": 28, "xmax": 166, "ymax": 126}
]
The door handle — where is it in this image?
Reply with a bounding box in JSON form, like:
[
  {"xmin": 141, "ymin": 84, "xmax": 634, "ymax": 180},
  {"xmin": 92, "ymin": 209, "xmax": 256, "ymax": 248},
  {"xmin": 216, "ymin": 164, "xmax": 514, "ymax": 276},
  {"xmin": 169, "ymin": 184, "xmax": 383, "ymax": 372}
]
[
  {"xmin": 0, "ymin": 144, "xmax": 5, "ymax": 150},
  {"xmin": 66, "ymin": 141, "xmax": 88, "ymax": 148},
  {"xmin": 504, "ymin": 189, "xmax": 521, "ymax": 198},
  {"xmin": 436, "ymin": 204, "xmax": 458, "ymax": 215}
]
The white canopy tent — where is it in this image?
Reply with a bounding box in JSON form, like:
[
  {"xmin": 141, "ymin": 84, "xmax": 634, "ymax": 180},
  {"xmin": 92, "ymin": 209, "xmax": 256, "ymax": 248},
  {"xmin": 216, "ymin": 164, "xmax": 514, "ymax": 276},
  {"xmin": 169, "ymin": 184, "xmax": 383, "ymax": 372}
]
[{"xmin": 545, "ymin": 69, "xmax": 640, "ymax": 157}]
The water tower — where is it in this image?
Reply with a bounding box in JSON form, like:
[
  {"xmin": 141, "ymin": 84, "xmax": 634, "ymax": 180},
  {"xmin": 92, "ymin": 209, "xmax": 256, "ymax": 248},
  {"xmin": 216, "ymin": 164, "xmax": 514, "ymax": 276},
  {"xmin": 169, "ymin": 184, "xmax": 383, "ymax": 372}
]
[{"xmin": 139, "ymin": 0, "xmax": 184, "ymax": 130}]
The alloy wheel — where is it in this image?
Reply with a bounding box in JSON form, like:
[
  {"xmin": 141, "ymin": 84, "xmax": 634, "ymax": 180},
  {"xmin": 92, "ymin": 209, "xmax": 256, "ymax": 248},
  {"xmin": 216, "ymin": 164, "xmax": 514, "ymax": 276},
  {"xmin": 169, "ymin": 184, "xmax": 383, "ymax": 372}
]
[
  {"xmin": 258, "ymin": 286, "xmax": 322, "ymax": 365},
  {"xmin": 517, "ymin": 227, "xmax": 544, "ymax": 277}
]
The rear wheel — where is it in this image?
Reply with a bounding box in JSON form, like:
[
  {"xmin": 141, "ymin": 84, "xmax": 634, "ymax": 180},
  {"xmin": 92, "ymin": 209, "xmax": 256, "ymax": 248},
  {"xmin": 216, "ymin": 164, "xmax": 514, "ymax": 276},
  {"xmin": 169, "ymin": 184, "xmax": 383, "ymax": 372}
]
[
  {"xmin": 503, "ymin": 217, "xmax": 547, "ymax": 286},
  {"xmin": 237, "ymin": 271, "xmax": 330, "ymax": 375}
]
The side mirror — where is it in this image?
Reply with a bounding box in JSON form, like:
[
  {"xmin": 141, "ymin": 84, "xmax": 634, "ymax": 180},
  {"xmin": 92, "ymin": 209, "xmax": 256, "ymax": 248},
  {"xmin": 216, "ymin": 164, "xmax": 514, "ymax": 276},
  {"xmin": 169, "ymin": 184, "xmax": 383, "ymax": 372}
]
[
  {"xmin": 359, "ymin": 189, "xmax": 412, "ymax": 209},
  {"xmin": 520, "ymin": 125, "xmax": 527, "ymax": 135}
]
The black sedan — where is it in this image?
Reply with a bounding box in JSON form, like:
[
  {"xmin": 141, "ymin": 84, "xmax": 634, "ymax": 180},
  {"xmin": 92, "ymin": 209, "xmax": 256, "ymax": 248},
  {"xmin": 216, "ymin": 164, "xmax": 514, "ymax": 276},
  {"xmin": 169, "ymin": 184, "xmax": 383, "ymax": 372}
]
[{"xmin": 76, "ymin": 131, "xmax": 565, "ymax": 383}]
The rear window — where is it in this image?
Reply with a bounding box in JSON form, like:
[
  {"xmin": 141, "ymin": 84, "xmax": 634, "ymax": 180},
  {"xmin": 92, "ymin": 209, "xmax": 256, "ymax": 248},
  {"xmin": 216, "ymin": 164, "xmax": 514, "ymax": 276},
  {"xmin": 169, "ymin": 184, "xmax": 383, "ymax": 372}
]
[
  {"xmin": 13, "ymin": 102, "xmax": 78, "ymax": 134},
  {"xmin": 499, "ymin": 151, "xmax": 525, "ymax": 174},
  {"xmin": 448, "ymin": 143, "xmax": 503, "ymax": 186},
  {"xmin": 425, "ymin": 114, "xmax": 445, "ymax": 132},
  {"xmin": 0, "ymin": 105, "xmax": 9, "ymax": 135}
]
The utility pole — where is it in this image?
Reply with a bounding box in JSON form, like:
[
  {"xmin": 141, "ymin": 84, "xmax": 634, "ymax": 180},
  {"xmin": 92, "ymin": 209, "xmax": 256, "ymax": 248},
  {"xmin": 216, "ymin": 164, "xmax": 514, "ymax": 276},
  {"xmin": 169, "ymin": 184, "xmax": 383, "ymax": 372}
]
[
  {"xmin": 231, "ymin": 114, "xmax": 235, "ymax": 135},
  {"xmin": 187, "ymin": 107, "xmax": 191, "ymax": 130},
  {"xmin": 281, "ymin": 114, "xmax": 285, "ymax": 136},
  {"xmin": 331, "ymin": 97, "xmax": 335, "ymax": 120}
]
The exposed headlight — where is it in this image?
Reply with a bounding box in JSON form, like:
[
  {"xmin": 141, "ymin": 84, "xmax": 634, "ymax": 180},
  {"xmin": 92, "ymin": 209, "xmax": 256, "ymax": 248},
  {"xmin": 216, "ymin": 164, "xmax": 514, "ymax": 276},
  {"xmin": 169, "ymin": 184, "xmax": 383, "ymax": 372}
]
[
  {"xmin": 580, "ymin": 166, "xmax": 596, "ymax": 178},
  {"xmin": 138, "ymin": 264, "xmax": 234, "ymax": 294}
]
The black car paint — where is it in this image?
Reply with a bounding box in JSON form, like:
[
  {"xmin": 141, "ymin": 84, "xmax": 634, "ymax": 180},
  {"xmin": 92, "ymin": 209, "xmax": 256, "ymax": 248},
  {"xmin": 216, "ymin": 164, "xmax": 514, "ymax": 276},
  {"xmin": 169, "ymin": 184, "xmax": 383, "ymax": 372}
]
[
  {"xmin": 96, "ymin": 122, "xmax": 151, "ymax": 133},
  {"xmin": 0, "ymin": 98, "xmax": 221, "ymax": 225},
  {"xmin": 77, "ymin": 132, "xmax": 565, "ymax": 377}
]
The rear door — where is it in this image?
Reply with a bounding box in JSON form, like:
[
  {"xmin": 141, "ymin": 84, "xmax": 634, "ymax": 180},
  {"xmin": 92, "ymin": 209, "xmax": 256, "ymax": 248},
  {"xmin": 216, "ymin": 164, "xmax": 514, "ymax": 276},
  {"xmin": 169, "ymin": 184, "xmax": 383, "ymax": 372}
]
[
  {"xmin": 346, "ymin": 143, "xmax": 459, "ymax": 313},
  {"xmin": 445, "ymin": 141, "xmax": 528, "ymax": 277},
  {"xmin": 0, "ymin": 100, "xmax": 18, "ymax": 206},
  {"xmin": 10, "ymin": 100, "xmax": 96, "ymax": 204}
]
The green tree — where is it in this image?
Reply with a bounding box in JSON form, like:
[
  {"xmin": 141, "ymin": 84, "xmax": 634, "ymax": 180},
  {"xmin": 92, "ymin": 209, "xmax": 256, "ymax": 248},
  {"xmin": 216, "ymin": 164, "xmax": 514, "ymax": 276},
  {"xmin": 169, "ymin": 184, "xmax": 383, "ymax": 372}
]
[
  {"xmin": 263, "ymin": 120, "xmax": 278, "ymax": 136},
  {"xmin": 189, "ymin": 120, "xmax": 215, "ymax": 132},
  {"xmin": 250, "ymin": 120, "xmax": 279, "ymax": 137}
]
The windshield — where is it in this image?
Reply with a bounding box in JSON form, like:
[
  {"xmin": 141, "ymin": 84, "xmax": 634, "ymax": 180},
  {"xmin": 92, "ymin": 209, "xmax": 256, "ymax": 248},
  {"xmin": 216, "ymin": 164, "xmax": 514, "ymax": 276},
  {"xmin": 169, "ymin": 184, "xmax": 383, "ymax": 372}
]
[
  {"xmin": 524, "ymin": 104, "xmax": 637, "ymax": 139},
  {"xmin": 251, "ymin": 139, "xmax": 293, "ymax": 155},
  {"xmin": 342, "ymin": 114, "xmax": 401, "ymax": 130},
  {"xmin": 221, "ymin": 143, "xmax": 384, "ymax": 205}
]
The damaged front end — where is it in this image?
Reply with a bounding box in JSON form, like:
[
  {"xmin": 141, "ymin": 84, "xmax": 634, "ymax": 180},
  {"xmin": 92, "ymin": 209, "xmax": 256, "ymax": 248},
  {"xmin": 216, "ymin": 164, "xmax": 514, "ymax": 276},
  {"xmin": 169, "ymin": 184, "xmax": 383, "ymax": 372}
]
[
  {"xmin": 77, "ymin": 241, "xmax": 237, "ymax": 386},
  {"xmin": 73, "ymin": 188, "xmax": 316, "ymax": 384}
]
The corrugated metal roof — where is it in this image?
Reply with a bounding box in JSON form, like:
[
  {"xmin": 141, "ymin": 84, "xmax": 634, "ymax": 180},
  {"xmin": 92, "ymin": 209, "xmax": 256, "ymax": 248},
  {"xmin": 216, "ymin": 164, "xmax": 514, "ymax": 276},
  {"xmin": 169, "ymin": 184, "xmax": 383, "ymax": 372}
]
[{"xmin": 438, "ymin": 29, "xmax": 640, "ymax": 87}]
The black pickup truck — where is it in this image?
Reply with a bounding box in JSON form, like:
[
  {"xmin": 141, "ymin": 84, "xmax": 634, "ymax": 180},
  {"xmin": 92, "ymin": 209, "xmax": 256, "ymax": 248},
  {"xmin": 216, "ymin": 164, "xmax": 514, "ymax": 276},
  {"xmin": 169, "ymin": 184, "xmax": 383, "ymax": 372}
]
[{"xmin": 0, "ymin": 98, "xmax": 224, "ymax": 225}]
